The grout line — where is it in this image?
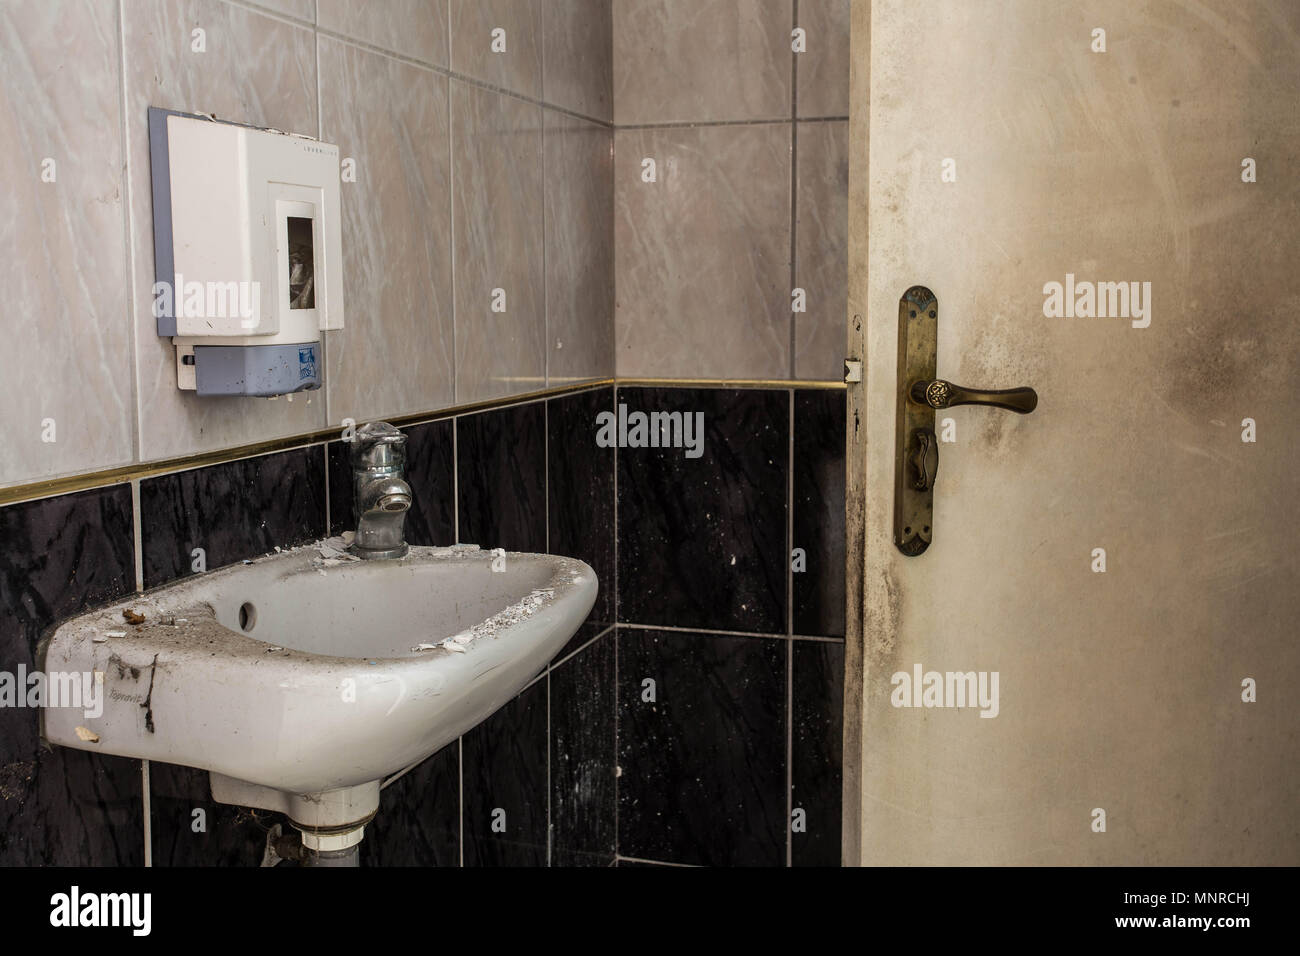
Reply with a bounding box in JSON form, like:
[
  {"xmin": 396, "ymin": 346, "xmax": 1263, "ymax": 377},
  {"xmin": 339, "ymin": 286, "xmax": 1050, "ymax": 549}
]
[
  {"xmin": 612, "ymin": 624, "xmax": 841, "ymax": 644},
  {"xmin": 140, "ymin": 759, "xmax": 151, "ymax": 867},
  {"xmin": 613, "ymin": 623, "xmax": 620, "ymax": 859},
  {"xmin": 321, "ymin": 444, "xmax": 331, "ymax": 536},
  {"xmin": 786, "ymin": 387, "xmax": 795, "ymax": 867},
  {"xmin": 614, "ymin": 855, "xmax": 697, "ymax": 867},
  {"xmin": 546, "ymin": 670, "xmax": 552, "ymax": 867},
  {"xmin": 617, "ymin": 116, "xmax": 795, "ymax": 130},
  {"xmin": 315, "ymin": 21, "xmax": 331, "ymax": 429},
  {"xmin": 542, "ymin": 99, "xmax": 549, "ymax": 389},
  {"xmin": 114, "ymin": 0, "xmax": 142, "ymax": 466},
  {"xmin": 615, "ymin": 115, "xmax": 849, "ymax": 130},
  {"xmin": 789, "ymin": 119, "xmax": 799, "ymax": 380},
  {"xmin": 608, "ymin": 0, "xmax": 617, "ymax": 380},
  {"xmin": 543, "ymin": 403, "xmax": 549, "ymax": 554},
  {"xmin": 789, "ymin": 0, "xmax": 800, "ymax": 381},
  {"xmin": 539, "ymin": 0, "xmax": 547, "ymax": 115},
  {"xmin": 616, "ymin": 621, "xmax": 789, "ymax": 641},
  {"xmin": 786, "ymin": 635, "xmax": 794, "ymax": 868},
  {"xmin": 549, "ymin": 624, "xmax": 615, "ymax": 670},
  {"xmin": 611, "ymin": 387, "xmax": 616, "ymax": 621},
  {"xmin": 452, "ymin": 417, "xmax": 460, "ymax": 544},
  {"xmin": 220, "ymin": 0, "xmax": 313, "ymax": 29},
  {"xmin": 130, "ymin": 478, "xmax": 143, "ymax": 593},
  {"xmin": 307, "ymin": 24, "xmax": 614, "ymax": 128},
  {"xmin": 611, "ymin": 385, "xmax": 621, "ymax": 863},
  {"xmin": 786, "ymin": 390, "xmax": 795, "ymax": 639},
  {"xmin": 219, "ymin": 0, "xmax": 612, "ymax": 127},
  {"xmin": 611, "ymin": 385, "xmax": 619, "ymax": 647},
  {"xmin": 618, "ymin": 377, "xmax": 844, "ymax": 390},
  {"xmin": 448, "ymin": 70, "xmax": 458, "ymax": 405},
  {"xmin": 457, "ymin": 735, "xmax": 464, "ymax": 867}
]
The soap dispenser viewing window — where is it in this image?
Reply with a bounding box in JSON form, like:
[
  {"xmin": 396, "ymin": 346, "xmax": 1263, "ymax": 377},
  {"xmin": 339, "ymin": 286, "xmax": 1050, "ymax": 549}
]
[{"xmin": 148, "ymin": 107, "xmax": 344, "ymax": 397}]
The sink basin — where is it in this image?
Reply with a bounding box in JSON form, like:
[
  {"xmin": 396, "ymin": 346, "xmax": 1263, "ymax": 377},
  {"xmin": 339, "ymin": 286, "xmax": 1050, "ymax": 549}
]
[{"xmin": 40, "ymin": 539, "xmax": 596, "ymax": 837}]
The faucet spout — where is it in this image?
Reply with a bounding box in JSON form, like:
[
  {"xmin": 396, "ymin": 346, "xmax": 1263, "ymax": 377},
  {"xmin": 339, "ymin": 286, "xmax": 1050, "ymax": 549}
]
[{"xmin": 350, "ymin": 422, "xmax": 413, "ymax": 560}]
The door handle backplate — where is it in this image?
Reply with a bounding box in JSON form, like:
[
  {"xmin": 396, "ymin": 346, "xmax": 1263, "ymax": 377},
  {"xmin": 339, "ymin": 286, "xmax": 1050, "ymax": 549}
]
[
  {"xmin": 893, "ymin": 286, "xmax": 1038, "ymax": 556},
  {"xmin": 894, "ymin": 287, "xmax": 939, "ymax": 556}
]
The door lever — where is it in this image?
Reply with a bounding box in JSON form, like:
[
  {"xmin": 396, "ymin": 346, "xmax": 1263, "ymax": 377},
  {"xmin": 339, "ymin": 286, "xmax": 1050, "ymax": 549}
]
[{"xmin": 909, "ymin": 379, "xmax": 1038, "ymax": 414}]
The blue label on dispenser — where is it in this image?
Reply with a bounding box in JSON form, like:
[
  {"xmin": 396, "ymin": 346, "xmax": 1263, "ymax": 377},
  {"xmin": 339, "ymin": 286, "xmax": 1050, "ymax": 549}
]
[{"xmin": 193, "ymin": 343, "xmax": 322, "ymax": 397}]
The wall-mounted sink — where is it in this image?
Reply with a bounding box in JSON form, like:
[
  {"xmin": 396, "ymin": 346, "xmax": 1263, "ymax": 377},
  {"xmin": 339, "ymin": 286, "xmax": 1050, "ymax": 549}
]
[{"xmin": 40, "ymin": 539, "xmax": 596, "ymax": 856}]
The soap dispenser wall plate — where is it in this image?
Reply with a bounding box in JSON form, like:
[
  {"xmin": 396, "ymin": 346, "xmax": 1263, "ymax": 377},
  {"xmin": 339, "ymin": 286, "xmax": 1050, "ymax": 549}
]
[{"xmin": 148, "ymin": 107, "xmax": 344, "ymax": 397}]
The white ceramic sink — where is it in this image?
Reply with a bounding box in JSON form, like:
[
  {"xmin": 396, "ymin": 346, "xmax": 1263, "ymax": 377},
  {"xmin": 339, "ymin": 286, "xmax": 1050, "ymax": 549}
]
[{"xmin": 40, "ymin": 539, "xmax": 596, "ymax": 839}]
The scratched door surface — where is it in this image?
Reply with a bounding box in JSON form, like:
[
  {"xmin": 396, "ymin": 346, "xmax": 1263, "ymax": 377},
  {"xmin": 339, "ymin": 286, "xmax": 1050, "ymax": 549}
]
[{"xmin": 844, "ymin": 0, "xmax": 1300, "ymax": 864}]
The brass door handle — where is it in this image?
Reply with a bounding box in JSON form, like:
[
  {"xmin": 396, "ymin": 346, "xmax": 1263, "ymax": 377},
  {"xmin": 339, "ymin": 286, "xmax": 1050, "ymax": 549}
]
[{"xmin": 909, "ymin": 379, "xmax": 1038, "ymax": 414}]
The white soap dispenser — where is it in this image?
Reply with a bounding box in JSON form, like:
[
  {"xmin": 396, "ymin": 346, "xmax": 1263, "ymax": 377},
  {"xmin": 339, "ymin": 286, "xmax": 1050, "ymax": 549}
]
[{"xmin": 148, "ymin": 107, "xmax": 344, "ymax": 397}]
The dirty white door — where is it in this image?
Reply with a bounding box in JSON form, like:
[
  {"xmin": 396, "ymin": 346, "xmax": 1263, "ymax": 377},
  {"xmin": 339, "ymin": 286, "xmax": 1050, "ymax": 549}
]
[{"xmin": 843, "ymin": 0, "xmax": 1299, "ymax": 864}]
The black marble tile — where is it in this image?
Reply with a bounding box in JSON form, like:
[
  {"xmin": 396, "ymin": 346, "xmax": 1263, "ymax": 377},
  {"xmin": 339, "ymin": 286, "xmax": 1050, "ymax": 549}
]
[
  {"xmin": 617, "ymin": 628, "xmax": 787, "ymax": 867},
  {"xmin": 326, "ymin": 439, "xmax": 353, "ymax": 537},
  {"xmin": 363, "ymin": 741, "xmax": 459, "ymax": 867},
  {"xmin": 791, "ymin": 640, "xmax": 844, "ymax": 867},
  {"xmin": 793, "ymin": 389, "xmax": 846, "ymax": 637},
  {"xmin": 548, "ymin": 386, "xmax": 615, "ymax": 626},
  {"xmin": 551, "ymin": 630, "xmax": 614, "ymax": 865},
  {"xmin": 457, "ymin": 401, "xmax": 547, "ymax": 554},
  {"xmin": 140, "ymin": 447, "xmax": 327, "ymax": 589},
  {"xmin": 0, "ymin": 485, "xmax": 143, "ymax": 865},
  {"xmin": 616, "ymin": 857, "xmax": 677, "ymax": 866},
  {"xmin": 461, "ymin": 677, "xmax": 548, "ymax": 866},
  {"xmin": 149, "ymin": 761, "xmax": 281, "ymax": 867},
  {"xmin": 552, "ymin": 620, "xmax": 609, "ymax": 667},
  {"xmin": 616, "ymin": 387, "xmax": 788, "ymax": 634},
  {"xmin": 553, "ymin": 848, "xmax": 616, "ymax": 866},
  {"xmin": 328, "ymin": 420, "xmax": 455, "ymax": 545}
]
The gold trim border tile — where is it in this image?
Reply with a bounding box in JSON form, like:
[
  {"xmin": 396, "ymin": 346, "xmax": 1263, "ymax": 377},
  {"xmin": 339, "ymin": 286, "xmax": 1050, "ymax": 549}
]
[
  {"xmin": 616, "ymin": 378, "xmax": 845, "ymax": 390},
  {"xmin": 0, "ymin": 377, "xmax": 843, "ymax": 507}
]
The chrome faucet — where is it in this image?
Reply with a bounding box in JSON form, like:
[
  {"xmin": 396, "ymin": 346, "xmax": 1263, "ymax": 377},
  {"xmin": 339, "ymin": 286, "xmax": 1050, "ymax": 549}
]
[{"xmin": 350, "ymin": 422, "xmax": 412, "ymax": 560}]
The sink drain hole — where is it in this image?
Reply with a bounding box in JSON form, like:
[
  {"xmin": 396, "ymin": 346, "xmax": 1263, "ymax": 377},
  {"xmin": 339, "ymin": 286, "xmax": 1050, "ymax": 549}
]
[{"xmin": 238, "ymin": 602, "xmax": 257, "ymax": 632}]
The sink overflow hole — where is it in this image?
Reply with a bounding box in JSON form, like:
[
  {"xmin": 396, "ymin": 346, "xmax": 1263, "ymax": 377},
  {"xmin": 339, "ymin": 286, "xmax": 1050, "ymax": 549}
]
[{"xmin": 238, "ymin": 602, "xmax": 257, "ymax": 632}]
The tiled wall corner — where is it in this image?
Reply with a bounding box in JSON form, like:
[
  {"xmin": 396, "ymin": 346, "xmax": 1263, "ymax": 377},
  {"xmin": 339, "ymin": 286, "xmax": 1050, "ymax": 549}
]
[
  {"xmin": 451, "ymin": 83, "xmax": 547, "ymax": 405},
  {"xmin": 613, "ymin": 0, "xmax": 851, "ymax": 382},
  {"xmin": 546, "ymin": 114, "xmax": 616, "ymax": 386},
  {"xmin": 613, "ymin": 0, "xmax": 793, "ymax": 125},
  {"xmin": 545, "ymin": 0, "xmax": 615, "ymax": 122},
  {"xmin": 794, "ymin": 121, "xmax": 849, "ymax": 381},
  {"xmin": 614, "ymin": 125, "xmax": 792, "ymax": 379},
  {"xmin": 612, "ymin": 385, "xmax": 845, "ymax": 867}
]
